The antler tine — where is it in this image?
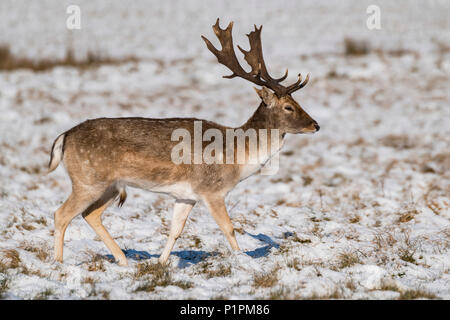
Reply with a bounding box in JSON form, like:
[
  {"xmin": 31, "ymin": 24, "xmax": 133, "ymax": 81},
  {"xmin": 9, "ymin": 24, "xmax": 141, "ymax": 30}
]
[
  {"xmin": 287, "ymin": 73, "xmax": 310, "ymax": 94},
  {"xmin": 238, "ymin": 24, "xmax": 289, "ymax": 96},
  {"xmin": 202, "ymin": 19, "xmax": 309, "ymax": 96},
  {"xmin": 274, "ymin": 69, "xmax": 289, "ymax": 82},
  {"xmin": 286, "ymin": 73, "xmax": 302, "ymax": 91},
  {"xmin": 201, "ymin": 18, "xmax": 266, "ymax": 86}
]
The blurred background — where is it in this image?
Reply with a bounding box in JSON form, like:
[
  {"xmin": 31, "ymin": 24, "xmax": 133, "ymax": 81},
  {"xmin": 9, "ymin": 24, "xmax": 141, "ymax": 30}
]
[{"xmin": 0, "ymin": 0, "xmax": 448, "ymax": 299}]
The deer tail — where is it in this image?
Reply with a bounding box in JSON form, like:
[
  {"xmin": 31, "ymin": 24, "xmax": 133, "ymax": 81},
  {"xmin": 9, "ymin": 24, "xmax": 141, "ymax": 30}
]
[{"xmin": 48, "ymin": 133, "xmax": 65, "ymax": 173}]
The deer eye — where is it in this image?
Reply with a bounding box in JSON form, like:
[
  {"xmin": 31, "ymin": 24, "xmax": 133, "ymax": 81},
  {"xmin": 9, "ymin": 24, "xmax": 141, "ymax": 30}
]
[{"xmin": 284, "ymin": 105, "xmax": 294, "ymax": 112}]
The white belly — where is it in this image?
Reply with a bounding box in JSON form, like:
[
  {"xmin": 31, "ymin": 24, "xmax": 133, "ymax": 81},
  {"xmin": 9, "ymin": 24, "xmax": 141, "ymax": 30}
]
[{"xmin": 124, "ymin": 180, "xmax": 199, "ymax": 201}]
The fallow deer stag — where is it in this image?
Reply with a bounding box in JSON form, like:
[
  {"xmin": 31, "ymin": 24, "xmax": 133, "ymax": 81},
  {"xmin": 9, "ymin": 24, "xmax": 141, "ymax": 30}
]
[{"xmin": 48, "ymin": 19, "xmax": 319, "ymax": 266}]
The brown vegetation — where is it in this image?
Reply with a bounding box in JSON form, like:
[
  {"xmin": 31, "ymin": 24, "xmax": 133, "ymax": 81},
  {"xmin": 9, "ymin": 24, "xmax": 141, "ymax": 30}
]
[
  {"xmin": 199, "ymin": 262, "xmax": 232, "ymax": 279},
  {"xmin": 380, "ymin": 134, "xmax": 415, "ymax": 150},
  {"xmin": 19, "ymin": 241, "xmax": 50, "ymax": 262},
  {"xmin": 337, "ymin": 251, "xmax": 361, "ymax": 269},
  {"xmin": 0, "ymin": 277, "xmax": 9, "ymax": 298},
  {"xmin": 134, "ymin": 261, "xmax": 192, "ymax": 292},
  {"xmin": 0, "ymin": 249, "xmax": 21, "ymax": 272},
  {"xmin": 84, "ymin": 251, "xmax": 107, "ymax": 272},
  {"xmin": 0, "ymin": 45, "xmax": 137, "ymax": 72},
  {"xmin": 253, "ymin": 266, "xmax": 279, "ymax": 288},
  {"xmin": 398, "ymin": 289, "xmax": 438, "ymax": 300},
  {"xmin": 344, "ymin": 38, "xmax": 370, "ymax": 56}
]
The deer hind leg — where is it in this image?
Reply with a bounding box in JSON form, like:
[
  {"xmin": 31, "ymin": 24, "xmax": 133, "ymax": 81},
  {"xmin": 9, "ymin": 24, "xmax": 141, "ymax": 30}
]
[
  {"xmin": 54, "ymin": 187, "xmax": 104, "ymax": 263},
  {"xmin": 159, "ymin": 199, "xmax": 196, "ymax": 265},
  {"xmin": 202, "ymin": 195, "xmax": 240, "ymax": 251},
  {"xmin": 82, "ymin": 186, "xmax": 128, "ymax": 266}
]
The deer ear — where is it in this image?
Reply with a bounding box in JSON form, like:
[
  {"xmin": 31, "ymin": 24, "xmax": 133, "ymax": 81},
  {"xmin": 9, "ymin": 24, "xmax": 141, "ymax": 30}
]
[{"xmin": 254, "ymin": 86, "xmax": 278, "ymax": 108}]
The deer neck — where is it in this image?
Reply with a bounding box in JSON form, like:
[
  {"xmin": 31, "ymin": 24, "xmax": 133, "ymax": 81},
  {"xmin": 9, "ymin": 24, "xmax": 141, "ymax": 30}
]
[
  {"xmin": 241, "ymin": 103, "xmax": 269, "ymax": 131},
  {"xmin": 241, "ymin": 103, "xmax": 286, "ymax": 140},
  {"xmin": 237, "ymin": 103, "xmax": 286, "ymax": 169}
]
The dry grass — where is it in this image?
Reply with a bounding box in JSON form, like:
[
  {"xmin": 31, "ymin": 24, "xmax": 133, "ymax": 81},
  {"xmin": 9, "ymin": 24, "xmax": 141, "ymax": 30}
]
[
  {"xmin": 81, "ymin": 277, "xmax": 96, "ymax": 285},
  {"xmin": 308, "ymin": 287, "xmax": 344, "ymax": 300},
  {"xmin": 337, "ymin": 251, "xmax": 361, "ymax": 269},
  {"xmin": 345, "ymin": 279, "xmax": 357, "ymax": 291},
  {"xmin": 373, "ymin": 230, "xmax": 398, "ymax": 251},
  {"xmin": 0, "ymin": 249, "xmax": 21, "ymax": 272},
  {"xmin": 0, "ymin": 277, "xmax": 9, "ymax": 299},
  {"xmin": 134, "ymin": 261, "xmax": 192, "ymax": 292},
  {"xmin": 262, "ymin": 283, "xmax": 349, "ymax": 300},
  {"xmin": 268, "ymin": 286, "xmax": 346, "ymax": 300},
  {"xmin": 286, "ymin": 257, "xmax": 301, "ymax": 271},
  {"xmin": 202, "ymin": 263, "xmax": 232, "ymax": 279},
  {"xmin": 398, "ymin": 208, "xmax": 419, "ymax": 223},
  {"xmin": 0, "ymin": 45, "xmax": 137, "ymax": 72},
  {"xmin": 32, "ymin": 217, "xmax": 47, "ymax": 226},
  {"xmin": 17, "ymin": 165, "xmax": 42, "ymax": 175},
  {"xmin": 16, "ymin": 223, "xmax": 35, "ymax": 231},
  {"xmin": 424, "ymin": 183, "xmax": 448, "ymax": 215},
  {"xmin": 344, "ymin": 38, "xmax": 370, "ymax": 56},
  {"xmin": 80, "ymin": 275, "xmax": 110, "ymax": 299},
  {"xmin": 19, "ymin": 241, "xmax": 50, "ymax": 262},
  {"xmin": 302, "ymin": 175, "xmax": 313, "ymax": 186},
  {"xmin": 398, "ymin": 289, "xmax": 438, "ymax": 300},
  {"xmin": 398, "ymin": 247, "xmax": 417, "ymax": 264},
  {"xmin": 310, "ymin": 223, "xmax": 323, "ymax": 238},
  {"xmin": 84, "ymin": 251, "xmax": 106, "ymax": 272},
  {"xmin": 349, "ymin": 215, "xmax": 361, "ymax": 224},
  {"xmin": 270, "ymin": 176, "xmax": 294, "ymax": 184},
  {"xmin": 134, "ymin": 261, "xmax": 167, "ymax": 279},
  {"xmin": 191, "ymin": 236, "xmax": 202, "ymax": 248},
  {"xmin": 0, "ymin": 248, "xmax": 48, "ymax": 278},
  {"xmin": 90, "ymin": 289, "xmax": 110, "ymax": 299},
  {"xmin": 377, "ymin": 279, "xmax": 402, "ymax": 293},
  {"xmin": 253, "ymin": 266, "xmax": 279, "ymax": 288},
  {"xmin": 372, "ymin": 227, "xmax": 421, "ymax": 265},
  {"xmin": 33, "ymin": 288, "xmax": 53, "ymax": 300},
  {"xmin": 380, "ymin": 134, "xmax": 415, "ymax": 150},
  {"xmin": 290, "ymin": 233, "xmax": 312, "ymax": 244},
  {"xmin": 266, "ymin": 287, "xmax": 292, "ymax": 300},
  {"xmin": 397, "ymin": 232, "xmax": 418, "ymax": 264},
  {"xmin": 86, "ymin": 282, "xmax": 111, "ymax": 299}
]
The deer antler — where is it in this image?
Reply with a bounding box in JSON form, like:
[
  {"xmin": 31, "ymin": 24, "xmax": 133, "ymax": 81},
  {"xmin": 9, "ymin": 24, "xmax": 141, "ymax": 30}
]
[{"xmin": 201, "ymin": 18, "xmax": 309, "ymax": 97}]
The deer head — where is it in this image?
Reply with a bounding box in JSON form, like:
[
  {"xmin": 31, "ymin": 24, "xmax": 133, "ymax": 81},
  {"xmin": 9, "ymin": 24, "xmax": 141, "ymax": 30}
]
[{"xmin": 202, "ymin": 19, "xmax": 319, "ymax": 134}]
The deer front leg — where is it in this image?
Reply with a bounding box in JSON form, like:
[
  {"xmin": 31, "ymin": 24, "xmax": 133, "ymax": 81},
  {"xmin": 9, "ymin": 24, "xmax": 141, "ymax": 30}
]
[
  {"xmin": 202, "ymin": 195, "xmax": 240, "ymax": 251},
  {"xmin": 159, "ymin": 199, "xmax": 195, "ymax": 265}
]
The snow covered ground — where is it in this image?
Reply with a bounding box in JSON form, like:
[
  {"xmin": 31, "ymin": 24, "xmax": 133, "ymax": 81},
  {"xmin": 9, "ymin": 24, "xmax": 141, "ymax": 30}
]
[{"xmin": 0, "ymin": 0, "xmax": 449, "ymax": 299}]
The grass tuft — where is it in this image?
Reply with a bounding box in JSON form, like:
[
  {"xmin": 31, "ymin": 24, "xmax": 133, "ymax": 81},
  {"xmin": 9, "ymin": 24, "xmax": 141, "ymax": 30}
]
[
  {"xmin": 19, "ymin": 241, "xmax": 50, "ymax": 262},
  {"xmin": 308, "ymin": 287, "xmax": 344, "ymax": 300},
  {"xmin": 134, "ymin": 261, "xmax": 193, "ymax": 292},
  {"xmin": 253, "ymin": 266, "xmax": 279, "ymax": 288},
  {"xmin": 337, "ymin": 251, "xmax": 360, "ymax": 269},
  {"xmin": 33, "ymin": 288, "xmax": 53, "ymax": 300},
  {"xmin": 0, "ymin": 249, "xmax": 21, "ymax": 272},
  {"xmin": 0, "ymin": 277, "xmax": 9, "ymax": 299},
  {"xmin": 203, "ymin": 263, "xmax": 232, "ymax": 279},
  {"xmin": 84, "ymin": 251, "xmax": 106, "ymax": 272},
  {"xmin": 398, "ymin": 289, "xmax": 438, "ymax": 300},
  {"xmin": 344, "ymin": 38, "xmax": 370, "ymax": 56}
]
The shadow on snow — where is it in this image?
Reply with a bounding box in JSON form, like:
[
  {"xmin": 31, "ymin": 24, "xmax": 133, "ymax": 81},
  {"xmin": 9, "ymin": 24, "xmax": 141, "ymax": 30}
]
[{"xmin": 104, "ymin": 232, "xmax": 280, "ymax": 268}]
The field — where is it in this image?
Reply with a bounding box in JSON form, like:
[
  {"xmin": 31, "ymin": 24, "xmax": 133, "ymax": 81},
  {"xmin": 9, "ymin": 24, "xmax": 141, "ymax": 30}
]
[{"xmin": 0, "ymin": 0, "xmax": 449, "ymax": 299}]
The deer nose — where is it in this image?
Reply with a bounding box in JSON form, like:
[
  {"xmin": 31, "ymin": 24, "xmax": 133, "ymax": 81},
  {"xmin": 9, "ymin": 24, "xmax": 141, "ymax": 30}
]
[{"xmin": 314, "ymin": 122, "xmax": 320, "ymax": 131}]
